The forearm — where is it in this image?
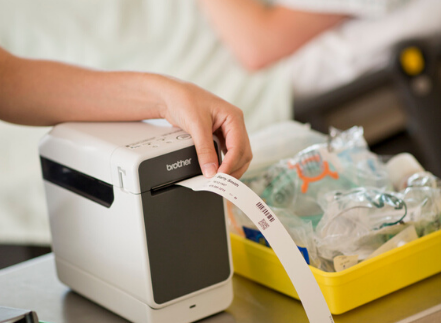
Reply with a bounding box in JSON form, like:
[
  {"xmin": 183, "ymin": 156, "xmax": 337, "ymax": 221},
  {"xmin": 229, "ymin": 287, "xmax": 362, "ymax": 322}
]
[
  {"xmin": 0, "ymin": 53, "xmax": 167, "ymax": 126},
  {"xmin": 198, "ymin": 0, "xmax": 346, "ymax": 70},
  {"xmin": 0, "ymin": 48, "xmax": 252, "ymax": 178},
  {"xmin": 198, "ymin": 0, "xmax": 269, "ymax": 70}
]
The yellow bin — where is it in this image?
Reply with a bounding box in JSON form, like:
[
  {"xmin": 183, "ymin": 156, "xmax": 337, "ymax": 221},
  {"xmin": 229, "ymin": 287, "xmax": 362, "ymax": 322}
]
[{"xmin": 230, "ymin": 229, "xmax": 441, "ymax": 314}]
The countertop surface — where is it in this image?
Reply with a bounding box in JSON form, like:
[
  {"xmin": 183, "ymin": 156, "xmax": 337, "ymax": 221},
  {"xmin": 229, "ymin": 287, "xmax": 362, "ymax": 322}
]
[{"xmin": 0, "ymin": 254, "xmax": 440, "ymax": 323}]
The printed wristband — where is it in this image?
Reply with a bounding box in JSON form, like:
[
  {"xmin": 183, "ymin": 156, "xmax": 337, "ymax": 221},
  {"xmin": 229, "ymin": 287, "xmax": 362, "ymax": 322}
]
[{"xmin": 178, "ymin": 173, "xmax": 333, "ymax": 323}]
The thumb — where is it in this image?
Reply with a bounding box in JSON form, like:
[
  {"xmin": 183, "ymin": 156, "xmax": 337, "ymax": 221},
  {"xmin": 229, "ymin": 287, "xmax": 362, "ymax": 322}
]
[{"xmin": 190, "ymin": 126, "xmax": 219, "ymax": 178}]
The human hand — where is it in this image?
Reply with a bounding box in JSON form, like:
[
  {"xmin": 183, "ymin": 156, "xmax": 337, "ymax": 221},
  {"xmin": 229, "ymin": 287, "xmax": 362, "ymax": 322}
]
[
  {"xmin": 157, "ymin": 77, "xmax": 252, "ymax": 179},
  {"xmin": 0, "ymin": 47, "xmax": 251, "ymax": 179}
]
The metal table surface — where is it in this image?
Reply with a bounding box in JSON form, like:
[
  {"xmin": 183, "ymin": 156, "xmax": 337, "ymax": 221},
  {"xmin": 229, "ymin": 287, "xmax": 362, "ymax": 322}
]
[{"xmin": 0, "ymin": 254, "xmax": 440, "ymax": 323}]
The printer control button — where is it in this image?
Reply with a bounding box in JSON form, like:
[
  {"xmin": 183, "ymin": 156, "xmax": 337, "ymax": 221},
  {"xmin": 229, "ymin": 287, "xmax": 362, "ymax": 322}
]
[{"xmin": 177, "ymin": 134, "xmax": 192, "ymax": 140}]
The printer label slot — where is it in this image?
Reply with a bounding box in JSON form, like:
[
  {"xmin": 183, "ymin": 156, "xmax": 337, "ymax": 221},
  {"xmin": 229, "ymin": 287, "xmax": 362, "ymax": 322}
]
[
  {"xmin": 41, "ymin": 157, "xmax": 114, "ymax": 207},
  {"xmin": 151, "ymin": 176, "xmax": 196, "ymax": 195},
  {"xmin": 151, "ymin": 180, "xmax": 178, "ymax": 193}
]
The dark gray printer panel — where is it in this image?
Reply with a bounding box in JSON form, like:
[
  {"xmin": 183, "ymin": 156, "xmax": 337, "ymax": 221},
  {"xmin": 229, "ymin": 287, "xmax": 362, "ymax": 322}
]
[{"xmin": 139, "ymin": 145, "xmax": 231, "ymax": 305}]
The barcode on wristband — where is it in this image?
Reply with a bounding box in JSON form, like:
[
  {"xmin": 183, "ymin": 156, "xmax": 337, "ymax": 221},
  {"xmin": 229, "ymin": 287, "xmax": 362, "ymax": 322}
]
[{"xmin": 256, "ymin": 202, "xmax": 275, "ymax": 223}]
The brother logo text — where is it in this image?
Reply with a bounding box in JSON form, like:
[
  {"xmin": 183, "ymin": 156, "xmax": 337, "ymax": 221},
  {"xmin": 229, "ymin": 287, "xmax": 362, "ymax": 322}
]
[{"xmin": 166, "ymin": 158, "xmax": 192, "ymax": 171}]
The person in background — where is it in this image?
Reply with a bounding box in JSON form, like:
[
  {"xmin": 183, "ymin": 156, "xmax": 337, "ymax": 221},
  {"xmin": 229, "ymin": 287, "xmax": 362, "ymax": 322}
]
[
  {"xmin": 197, "ymin": 0, "xmax": 348, "ymax": 71},
  {"xmin": 197, "ymin": 0, "xmax": 416, "ymax": 72},
  {"xmin": 197, "ymin": 0, "xmax": 435, "ymax": 100},
  {"xmin": 0, "ymin": 46, "xmax": 252, "ymax": 179}
]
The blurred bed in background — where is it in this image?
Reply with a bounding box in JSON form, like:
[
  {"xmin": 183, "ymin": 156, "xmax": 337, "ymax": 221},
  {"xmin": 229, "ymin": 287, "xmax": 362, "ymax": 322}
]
[{"xmin": 0, "ymin": 0, "xmax": 440, "ymax": 266}]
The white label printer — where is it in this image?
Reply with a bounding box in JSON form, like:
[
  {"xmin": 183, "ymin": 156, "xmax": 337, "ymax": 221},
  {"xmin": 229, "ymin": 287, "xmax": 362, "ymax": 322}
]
[{"xmin": 39, "ymin": 121, "xmax": 233, "ymax": 323}]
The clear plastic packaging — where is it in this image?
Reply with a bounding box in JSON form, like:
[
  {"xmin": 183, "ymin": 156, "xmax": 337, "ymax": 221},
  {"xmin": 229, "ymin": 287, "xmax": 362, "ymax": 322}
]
[
  {"xmin": 230, "ymin": 125, "xmax": 441, "ymax": 272},
  {"xmin": 400, "ymin": 186, "xmax": 441, "ymax": 236},
  {"xmin": 406, "ymin": 171, "xmax": 441, "ymax": 189},
  {"xmin": 365, "ymin": 225, "xmax": 418, "ymax": 260},
  {"xmin": 315, "ymin": 188, "xmax": 409, "ymax": 262},
  {"xmin": 229, "ymin": 203, "xmax": 320, "ymax": 266},
  {"xmin": 243, "ymin": 120, "xmax": 326, "ymax": 179},
  {"xmin": 386, "ymin": 153, "xmax": 425, "ymax": 191},
  {"xmin": 243, "ymin": 126, "xmax": 391, "ymax": 228},
  {"xmin": 271, "ymin": 208, "xmax": 321, "ymax": 268},
  {"xmin": 315, "ymin": 185, "xmax": 441, "ymax": 267}
]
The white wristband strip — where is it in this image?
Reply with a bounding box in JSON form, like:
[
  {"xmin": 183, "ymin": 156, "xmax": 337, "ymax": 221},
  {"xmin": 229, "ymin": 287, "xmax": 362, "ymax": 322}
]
[{"xmin": 178, "ymin": 173, "xmax": 333, "ymax": 323}]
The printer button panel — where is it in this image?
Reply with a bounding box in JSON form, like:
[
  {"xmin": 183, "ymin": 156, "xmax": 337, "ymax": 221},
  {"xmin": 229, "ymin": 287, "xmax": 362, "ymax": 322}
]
[
  {"xmin": 126, "ymin": 131, "xmax": 191, "ymax": 150},
  {"xmin": 176, "ymin": 134, "xmax": 192, "ymax": 140}
]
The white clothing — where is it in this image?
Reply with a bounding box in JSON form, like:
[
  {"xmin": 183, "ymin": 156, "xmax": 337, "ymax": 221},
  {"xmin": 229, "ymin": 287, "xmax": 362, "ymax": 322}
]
[
  {"xmin": 277, "ymin": 0, "xmax": 411, "ymax": 17},
  {"xmin": 1, "ymin": 0, "xmax": 441, "ymax": 244}
]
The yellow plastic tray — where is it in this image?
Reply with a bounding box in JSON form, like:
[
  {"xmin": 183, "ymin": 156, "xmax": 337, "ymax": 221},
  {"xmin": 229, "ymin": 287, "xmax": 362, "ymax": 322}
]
[{"xmin": 230, "ymin": 229, "xmax": 441, "ymax": 314}]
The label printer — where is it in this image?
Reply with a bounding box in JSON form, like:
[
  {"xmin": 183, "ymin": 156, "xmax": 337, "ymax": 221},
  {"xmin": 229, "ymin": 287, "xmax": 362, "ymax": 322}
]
[{"xmin": 39, "ymin": 121, "xmax": 233, "ymax": 323}]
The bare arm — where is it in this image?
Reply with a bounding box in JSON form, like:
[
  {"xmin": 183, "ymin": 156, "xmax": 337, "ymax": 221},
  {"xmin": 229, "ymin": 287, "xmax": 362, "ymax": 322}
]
[
  {"xmin": 198, "ymin": 0, "xmax": 347, "ymax": 70},
  {"xmin": 0, "ymin": 48, "xmax": 163, "ymax": 126},
  {"xmin": 0, "ymin": 47, "xmax": 252, "ymax": 178}
]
